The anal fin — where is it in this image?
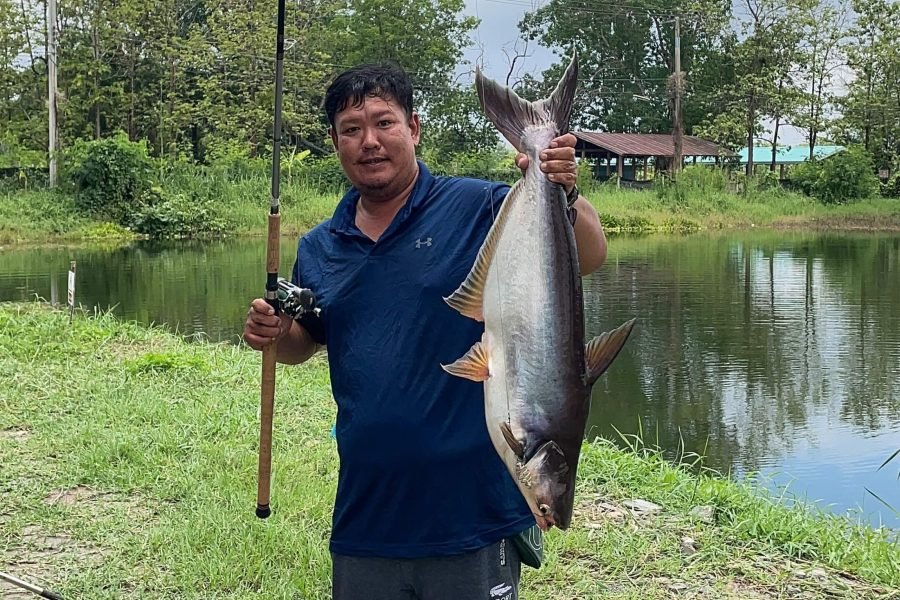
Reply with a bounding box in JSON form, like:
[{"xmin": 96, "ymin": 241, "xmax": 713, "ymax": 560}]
[
  {"xmin": 585, "ymin": 318, "xmax": 637, "ymax": 386},
  {"xmin": 441, "ymin": 339, "xmax": 490, "ymax": 382}
]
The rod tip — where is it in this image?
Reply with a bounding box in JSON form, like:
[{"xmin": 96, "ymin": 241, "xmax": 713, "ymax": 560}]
[{"xmin": 256, "ymin": 504, "xmax": 271, "ymax": 519}]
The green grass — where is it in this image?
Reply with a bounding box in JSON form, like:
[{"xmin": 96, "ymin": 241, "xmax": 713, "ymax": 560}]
[
  {"xmin": 0, "ymin": 190, "xmax": 134, "ymax": 245},
  {"xmin": 1, "ymin": 303, "xmax": 898, "ymax": 599},
  {"xmin": 2, "ymin": 168, "xmax": 900, "ymax": 244},
  {"xmin": 586, "ymin": 183, "xmax": 900, "ymax": 234}
]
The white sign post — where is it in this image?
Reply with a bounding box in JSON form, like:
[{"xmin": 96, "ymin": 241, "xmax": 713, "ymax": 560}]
[{"xmin": 67, "ymin": 261, "xmax": 76, "ymax": 323}]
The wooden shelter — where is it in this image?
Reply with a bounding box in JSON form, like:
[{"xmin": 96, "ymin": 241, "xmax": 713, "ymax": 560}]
[{"xmin": 572, "ymin": 132, "xmax": 734, "ymax": 184}]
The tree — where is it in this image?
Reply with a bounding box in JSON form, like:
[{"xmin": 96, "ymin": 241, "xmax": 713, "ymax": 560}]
[
  {"xmin": 518, "ymin": 0, "xmax": 733, "ymax": 136},
  {"xmin": 833, "ymin": 0, "xmax": 900, "ymax": 170},
  {"xmin": 792, "ymin": 0, "xmax": 849, "ymax": 160}
]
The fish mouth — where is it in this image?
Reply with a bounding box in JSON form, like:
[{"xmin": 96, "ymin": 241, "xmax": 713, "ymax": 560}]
[{"xmin": 534, "ymin": 510, "xmax": 555, "ymax": 531}]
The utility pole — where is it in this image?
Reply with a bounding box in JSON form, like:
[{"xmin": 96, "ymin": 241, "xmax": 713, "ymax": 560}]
[
  {"xmin": 672, "ymin": 16, "xmax": 683, "ymax": 177},
  {"xmin": 48, "ymin": 0, "xmax": 58, "ymax": 187}
]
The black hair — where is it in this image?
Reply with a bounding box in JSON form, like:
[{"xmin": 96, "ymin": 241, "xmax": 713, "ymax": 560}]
[{"xmin": 323, "ymin": 62, "xmax": 414, "ymax": 127}]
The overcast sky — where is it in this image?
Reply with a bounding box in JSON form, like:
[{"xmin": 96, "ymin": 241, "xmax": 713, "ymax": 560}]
[{"xmin": 459, "ymin": 0, "xmax": 809, "ymax": 145}]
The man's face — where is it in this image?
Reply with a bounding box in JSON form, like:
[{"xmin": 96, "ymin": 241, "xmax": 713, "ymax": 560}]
[{"xmin": 330, "ymin": 94, "xmax": 421, "ymax": 201}]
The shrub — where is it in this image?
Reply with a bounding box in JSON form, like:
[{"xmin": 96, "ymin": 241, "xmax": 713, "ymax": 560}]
[
  {"xmin": 127, "ymin": 186, "xmax": 231, "ymax": 239},
  {"xmin": 297, "ymin": 155, "xmax": 349, "ymax": 191},
  {"xmin": 815, "ymin": 146, "xmax": 879, "ymax": 204},
  {"xmin": 64, "ymin": 133, "xmax": 154, "ymax": 223},
  {"xmin": 880, "ymin": 173, "xmax": 900, "ymax": 198},
  {"xmin": 420, "ymin": 147, "xmax": 520, "ymax": 184},
  {"xmin": 788, "ymin": 146, "xmax": 880, "ymax": 204}
]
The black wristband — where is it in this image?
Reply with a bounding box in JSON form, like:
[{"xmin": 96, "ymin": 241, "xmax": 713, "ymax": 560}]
[{"xmin": 565, "ymin": 184, "xmax": 579, "ymax": 207}]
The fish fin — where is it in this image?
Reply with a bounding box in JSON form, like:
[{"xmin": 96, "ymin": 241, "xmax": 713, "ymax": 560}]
[
  {"xmin": 500, "ymin": 421, "xmax": 525, "ymax": 459},
  {"xmin": 444, "ymin": 182, "xmax": 525, "ymax": 321},
  {"xmin": 441, "ymin": 340, "xmax": 490, "ymax": 382},
  {"xmin": 475, "ymin": 53, "xmax": 578, "ymax": 152},
  {"xmin": 585, "ymin": 318, "xmax": 637, "ymax": 386}
]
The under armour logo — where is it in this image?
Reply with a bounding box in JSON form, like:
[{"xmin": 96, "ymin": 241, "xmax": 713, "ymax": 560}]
[{"xmin": 415, "ymin": 237, "xmax": 432, "ymax": 248}]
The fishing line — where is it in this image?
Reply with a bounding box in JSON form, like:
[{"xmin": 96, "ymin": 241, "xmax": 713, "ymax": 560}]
[{"xmin": 477, "ymin": 75, "xmax": 514, "ymax": 431}]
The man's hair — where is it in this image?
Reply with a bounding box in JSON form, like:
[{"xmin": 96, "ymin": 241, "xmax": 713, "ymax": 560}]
[{"xmin": 323, "ymin": 63, "xmax": 414, "ymax": 127}]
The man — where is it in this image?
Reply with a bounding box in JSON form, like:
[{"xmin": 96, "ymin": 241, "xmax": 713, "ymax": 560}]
[{"xmin": 243, "ymin": 62, "xmax": 607, "ymax": 599}]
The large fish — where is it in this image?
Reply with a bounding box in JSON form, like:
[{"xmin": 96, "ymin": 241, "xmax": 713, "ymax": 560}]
[{"xmin": 442, "ymin": 55, "xmax": 635, "ymax": 530}]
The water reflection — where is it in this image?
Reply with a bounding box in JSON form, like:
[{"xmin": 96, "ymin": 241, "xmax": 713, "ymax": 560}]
[
  {"xmin": 0, "ymin": 232, "xmax": 898, "ymax": 526},
  {"xmin": 585, "ymin": 232, "xmax": 899, "ymax": 526}
]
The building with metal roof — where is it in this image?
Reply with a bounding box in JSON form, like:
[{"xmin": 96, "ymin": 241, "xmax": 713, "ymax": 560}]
[
  {"xmin": 730, "ymin": 144, "xmax": 845, "ymax": 165},
  {"xmin": 695, "ymin": 144, "xmax": 846, "ymax": 178},
  {"xmin": 572, "ymin": 132, "xmax": 735, "ymax": 183}
]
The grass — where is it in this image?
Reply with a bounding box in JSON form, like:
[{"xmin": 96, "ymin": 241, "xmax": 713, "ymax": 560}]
[
  {"xmin": 587, "ymin": 182, "xmax": 900, "ymax": 234},
  {"xmin": 2, "ymin": 167, "xmax": 900, "ymax": 244},
  {"xmin": 1, "ymin": 302, "xmax": 898, "ymax": 599},
  {"xmin": 0, "ymin": 190, "xmax": 132, "ymax": 245}
]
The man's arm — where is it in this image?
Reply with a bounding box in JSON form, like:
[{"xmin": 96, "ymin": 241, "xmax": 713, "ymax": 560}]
[
  {"xmin": 243, "ymin": 298, "xmax": 321, "ymax": 364},
  {"xmin": 569, "ymin": 195, "xmax": 607, "ymax": 276},
  {"xmin": 515, "ymin": 133, "xmax": 608, "ymax": 276}
]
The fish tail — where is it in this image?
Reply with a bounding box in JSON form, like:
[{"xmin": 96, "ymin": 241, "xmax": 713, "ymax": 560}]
[{"xmin": 475, "ymin": 53, "xmax": 578, "ymax": 153}]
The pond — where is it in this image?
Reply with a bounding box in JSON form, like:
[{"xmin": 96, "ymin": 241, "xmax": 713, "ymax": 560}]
[{"xmin": 1, "ymin": 231, "xmax": 898, "ymax": 529}]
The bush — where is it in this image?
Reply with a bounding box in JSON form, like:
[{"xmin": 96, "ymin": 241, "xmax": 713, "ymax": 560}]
[
  {"xmin": 297, "ymin": 155, "xmax": 349, "ymax": 191},
  {"xmin": 127, "ymin": 186, "xmax": 231, "ymax": 239},
  {"xmin": 65, "ymin": 133, "xmax": 154, "ymax": 223},
  {"xmin": 788, "ymin": 146, "xmax": 880, "ymax": 204},
  {"xmin": 880, "ymin": 173, "xmax": 900, "ymax": 198},
  {"xmin": 816, "ymin": 146, "xmax": 879, "ymax": 204},
  {"xmin": 420, "ymin": 147, "xmax": 520, "ymax": 184}
]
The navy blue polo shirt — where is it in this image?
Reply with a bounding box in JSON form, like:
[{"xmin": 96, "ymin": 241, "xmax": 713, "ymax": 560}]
[{"xmin": 291, "ymin": 162, "xmax": 534, "ymax": 558}]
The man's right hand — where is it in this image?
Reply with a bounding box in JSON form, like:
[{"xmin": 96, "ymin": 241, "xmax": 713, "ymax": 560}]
[{"xmin": 243, "ymin": 298, "xmax": 294, "ymax": 351}]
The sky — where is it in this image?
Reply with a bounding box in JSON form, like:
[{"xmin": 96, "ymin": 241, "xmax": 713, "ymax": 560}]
[{"xmin": 459, "ymin": 0, "xmax": 810, "ymax": 146}]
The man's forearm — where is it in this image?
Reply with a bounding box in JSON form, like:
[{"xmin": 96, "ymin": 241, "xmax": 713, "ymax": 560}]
[
  {"xmin": 571, "ymin": 196, "xmax": 607, "ymax": 276},
  {"xmin": 276, "ymin": 320, "xmax": 321, "ymax": 365}
]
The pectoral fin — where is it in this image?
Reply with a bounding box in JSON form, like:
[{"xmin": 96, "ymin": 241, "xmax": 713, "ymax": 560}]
[
  {"xmin": 500, "ymin": 421, "xmax": 525, "ymax": 459},
  {"xmin": 441, "ymin": 339, "xmax": 490, "ymax": 381},
  {"xmin": 585, "ymin": 318, "xmax": 637, "ymax": 386}
]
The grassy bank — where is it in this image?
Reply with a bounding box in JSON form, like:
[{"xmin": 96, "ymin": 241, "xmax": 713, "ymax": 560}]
[
  {"xmin": 3, "ymin": 174, "xmax": 900, "ymax": 245},
  {"xmin": 1, "ymin": 303, "xmax": 897, "ymax": 599}
]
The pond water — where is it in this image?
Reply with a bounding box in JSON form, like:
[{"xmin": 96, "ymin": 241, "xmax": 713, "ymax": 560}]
[{"xmin": 1, "ymin": 231, "xmax": 898, "ymax": 528}]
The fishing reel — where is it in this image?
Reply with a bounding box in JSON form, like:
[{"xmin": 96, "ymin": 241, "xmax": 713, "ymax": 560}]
[{"xmin": 276, "ymin": 277, "xmax": 320, "ymax": 321}]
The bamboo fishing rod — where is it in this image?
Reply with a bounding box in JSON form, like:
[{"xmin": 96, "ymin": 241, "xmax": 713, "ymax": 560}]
[{"xmin": 256, "ymin": 0, "xmax": 287, "ymax": 520}]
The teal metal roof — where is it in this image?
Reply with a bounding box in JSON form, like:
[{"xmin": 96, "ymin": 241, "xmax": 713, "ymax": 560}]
[{"xmin": 699, "ymin": 145, "xmax": 845, "ymax": 165}]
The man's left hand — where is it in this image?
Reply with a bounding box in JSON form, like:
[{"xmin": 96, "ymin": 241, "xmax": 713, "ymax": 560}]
[{"xmin": 515, "ymin": 132, "xmax": 578, "ymax": 197}]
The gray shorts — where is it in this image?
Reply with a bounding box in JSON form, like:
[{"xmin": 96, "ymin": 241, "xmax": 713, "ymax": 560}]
[{"xmin": 332, "ymin": 538, "xmax": 521, "ymax": 600}]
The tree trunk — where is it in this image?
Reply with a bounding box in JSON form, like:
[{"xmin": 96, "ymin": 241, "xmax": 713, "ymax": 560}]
[{"xmin": 746, "ymin": 97, "xmax": 756, "ymax": 177}]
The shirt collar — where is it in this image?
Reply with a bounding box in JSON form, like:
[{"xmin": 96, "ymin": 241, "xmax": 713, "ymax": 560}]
[{"xmin": 329, "ymin": 161, "xmax": 434, "ymax": 237}]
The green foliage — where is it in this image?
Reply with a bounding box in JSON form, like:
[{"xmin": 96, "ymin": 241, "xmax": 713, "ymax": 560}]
[
  {"xmin": 72, "ymin": 222, "xmax": 135, "ymax": 242},
  {"xmin": 125, "ymin": 351, "xmax": 208, "ymax": 374},
  {"xmin": 789, "ymin": 147, "xmax": 880, "ymax": 204},
  {"xmin": 65, "ymin": 133, "xmax": 154, "ymax": 223},
  {"xmin": 422, "ymin": 147, "xmax": 520, "ymax": 184},
  {"xmin": 297, "ymin": 155, "xmax": 349, "ymax": 192},
  {"xmin": 127, "ymin": 186, "xmax": 231, "ymax": 239},
  {"xmin": 879, "ymin": 173, "xmax": 900, "ymax": 198},
  {"xmin": 654, "ymin": 166, "xmax": 730, "ymax": 213}
]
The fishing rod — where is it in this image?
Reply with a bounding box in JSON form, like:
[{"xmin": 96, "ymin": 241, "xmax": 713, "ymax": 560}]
[
  {"xmin": 0, "ymin": 571, "xmax": 63, "ymax": 599},
  {"xmin": 255, "ymin": 0, "xmax": 320, "ymax": 519},
  {"xmin": 255, "ymin": 0, "xmax": 288, "ymax": 520}
]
